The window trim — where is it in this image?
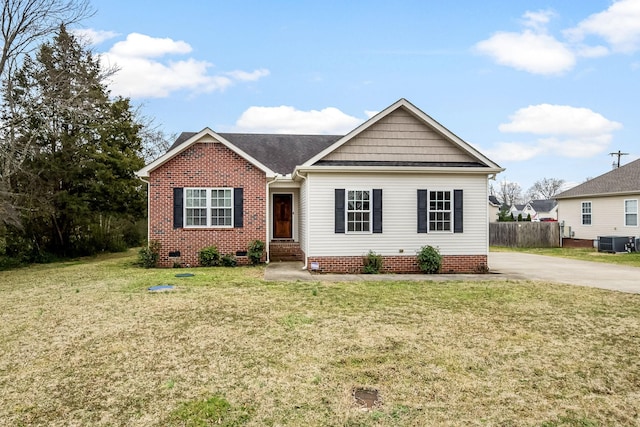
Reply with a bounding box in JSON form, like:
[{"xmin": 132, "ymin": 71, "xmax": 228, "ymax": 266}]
[
  {"xmin": 184, "ymin": 187, "xmax": 234, "ymax": 229},
  {"xmin": 581, "ymin": 201, "xmax": 592, "ymax": 226},
  {"xmin": 345, "ymin": 189, "xmax": 372, "ymax": 234},
  {"xmin": 624, "ymin": 199, "xmax": 638, "ymax": 227},
  {"xmin": 428, "ymin": 189, "xmax": 453, "ymax": 233}
]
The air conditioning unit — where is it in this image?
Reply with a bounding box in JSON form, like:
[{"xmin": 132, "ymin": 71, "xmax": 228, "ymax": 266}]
[
  {"xmin": 624, "ymin": 237, "xmax": 640, "ymax": 253},
  {"xmin": 598, "ymin": 236, "xmax": 636, "ymax": 253}
]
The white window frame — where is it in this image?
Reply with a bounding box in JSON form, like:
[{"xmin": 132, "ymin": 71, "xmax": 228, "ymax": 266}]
[
  {"xmin": 581, "ymin": 201, "xmax": 592, "ymax": 226},
  {"xmin": 624, "ymin": 199, "xmax": 638, "ymax": 227},
  {"xmin": 346, "ymin": 189, "xmax": 371, "ymax": 233},
  {"xmin": 429, "ymin": 190, "xmax": 453, "ymax": 233},
  {"xmin": 184, "ymin": 187, "xmax": 234, "ymax": 228}
]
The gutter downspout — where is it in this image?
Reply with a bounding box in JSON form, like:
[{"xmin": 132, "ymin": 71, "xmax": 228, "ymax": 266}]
[
  {"xmin": 137, "ymin": 175, "xmax": 151, "ymax": 245},
  {"xmin": 293, "ymin": 169, "xmax": 308, "ymax": 270},
  {"xmin": 265, "ymin": 174, "xmax": 279, "ymax": 263}
]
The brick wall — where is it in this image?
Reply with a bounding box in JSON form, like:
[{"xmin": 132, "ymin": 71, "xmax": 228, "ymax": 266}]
[
  {"xmin": 148, "ymin": 141, "xmax": 267, "ymax": 267},
  {"xmin": 307, "ymin": 255, "xmax": 488, "ymax": 274}
]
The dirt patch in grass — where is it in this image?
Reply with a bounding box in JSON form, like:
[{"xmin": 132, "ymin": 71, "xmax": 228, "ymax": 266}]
[{"xmin": 1, "ymin": 250, "xmax": 639, "ymax": 426}]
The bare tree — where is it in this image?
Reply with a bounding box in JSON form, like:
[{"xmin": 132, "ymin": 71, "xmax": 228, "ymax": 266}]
[
  {"xmin": 526, "ymin": 178, "xmax": 565, "ymax": 200},
  {"xmin": 1, "ymin": 0, "xmax": 93, "ymax": 77},
  {"xmin": 134, "ymin": 107, "xmax": 176, "ymax": 162},
  {"xmin": 497, "ymin": 179, "xmax": 523, "ymax": 207}
]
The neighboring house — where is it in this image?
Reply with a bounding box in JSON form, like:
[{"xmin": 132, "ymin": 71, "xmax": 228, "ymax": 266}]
[
  {"xmin": 136, "ymin": 98, "xmax": 504, "ymax": 273},
  {"xmin": 525, "ymin": 199, "xmax": 558, "ymax": 221},
  {"xmin": 507, "ymin": 200, "xmax": 558, "ymax": 221},
  {"xmin": 488, "ymin": 195, "xmax": 501, "ymax": 222},
  {"xmin": 555, "ymin": 158, "xmax": 640, "ymax": 242},
  {"xmin": 509, "ymin": 204, "xmax": 526, "ymax": 219}
]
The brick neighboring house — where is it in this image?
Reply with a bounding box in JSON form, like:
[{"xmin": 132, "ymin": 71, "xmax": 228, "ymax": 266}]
[{"xmin": 136, "ymin": 98, "xmax": 504, "ymax": 273}]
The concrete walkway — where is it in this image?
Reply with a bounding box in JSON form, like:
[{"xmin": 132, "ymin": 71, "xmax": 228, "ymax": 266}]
[
  {"xmin": 265, "ymin": 255, "xmax": 640, "ymax": 294},
  {"xmin": 264, "ymin": 261, "xmax": 504, "ymax": 283},
  {"xmin": 489, "ymin": 252, "xmax": 640, "ymax": 293}
]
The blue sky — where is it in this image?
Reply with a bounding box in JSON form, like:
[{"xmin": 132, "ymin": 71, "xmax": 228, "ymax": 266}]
[{"xmin": 78, "ymin": 0, "xmax": 640, "ymax": 194}]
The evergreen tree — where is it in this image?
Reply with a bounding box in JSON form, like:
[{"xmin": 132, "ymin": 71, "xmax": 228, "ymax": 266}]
[{"xmin": 4, "ymin": 25, "xmax": 145, "ymax": 259}]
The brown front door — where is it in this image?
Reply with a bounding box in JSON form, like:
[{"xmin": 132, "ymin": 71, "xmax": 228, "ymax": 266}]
[{"xmin": 273, "ymin": 194, "xmax": 293, "ymax": 239}]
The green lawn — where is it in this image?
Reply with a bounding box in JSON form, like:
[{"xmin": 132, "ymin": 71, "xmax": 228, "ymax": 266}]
[
  {"xmin": 491, "ymin": 246, "xmax": 640, "ymax": 268},
  {"xmin": 1, "ymin": 250, "xmax": 639, "ymax": 426}
]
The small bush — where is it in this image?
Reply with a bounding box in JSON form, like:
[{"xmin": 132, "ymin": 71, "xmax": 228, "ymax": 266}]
[
  {"xmin": 199, "ymin": 245, "xmax": 221, "ymax": 267},
  {"xmin": 221, "ymin": 253, "xmax": 237, "ymax": 267},
  {"xmin": 248, "ymin": 240, "xmax": 265, "ymax": 265},
  {"xmin": 138, "ymin": 240, "xmax": 161, "ymax": 268},
  {"xmin": 417, "ymin": 245, "xmax": 442, "ymax": 274},
  {"xmin": 362, "ymin": 250, "xmax": 383, "ymax": 274}
]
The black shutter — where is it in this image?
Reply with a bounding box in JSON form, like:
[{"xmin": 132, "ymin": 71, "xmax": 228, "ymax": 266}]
[
  {"xmin": 417, "ymin": 189, "xmax": 428, "ymax": 233},
  {"xmin": 335, "ymin": 189, "xmax": 345, "ymax": 233},
  {"xmin": 234, "ymin": 188, "xmax": 244, "ymax": 228},
  {"xmin": 173, "ymin": 188, "xmax": 183, "ymax": 229},
  {"xmin": 373, "ymin": 189, "xmax": 382, "ymax": 233},
  {"xmin": 454, "ymin": 189, "xmax": 463, "ymax": 233}
]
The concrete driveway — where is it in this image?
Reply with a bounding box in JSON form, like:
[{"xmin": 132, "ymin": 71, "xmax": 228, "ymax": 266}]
[{"xmin": 489, "ymin": 252, "xmax": 640, "ymax": 293}]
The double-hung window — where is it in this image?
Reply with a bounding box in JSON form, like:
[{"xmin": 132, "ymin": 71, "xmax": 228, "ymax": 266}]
[
  {"xmin": 347, "ymin": 190, "xmax": 370, "ymax": 232},
  {"xmin": 185, "ymin": 188, "xmax": 233, "ymax": 227},
  {"xmin": 625, "ymin": 199, "xmax": 638, "ymax": 227},
  {"xmin": 581, "ymin": 201, "xmax": 592, "ymax": 226},
  {"xmin": 429, "ymin": 190, "xmax": 452, "ymax": 231}
]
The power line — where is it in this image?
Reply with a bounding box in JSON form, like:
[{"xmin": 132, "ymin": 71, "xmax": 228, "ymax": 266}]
[{"xmin": 609, "ymin": 150, "xmax": 629, "ymax": 168}]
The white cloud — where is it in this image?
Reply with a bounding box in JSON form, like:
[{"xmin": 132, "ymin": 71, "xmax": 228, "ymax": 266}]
[
  {"xmin": 522, "ymin": 10, "xmax": 555, "ymax": 31},
  {"xmin": 499, "ymin": 104, "xmax": 622, "ymax": 135},
  {"xmin": 475, "ymin": 30, "xmax": 575, "ymax": 74},
  {"xmin": 490, "ymin": 104, "xmax": 622, "ymax": 161},
  {"xmin": 565, "ymin": 0, "xmax": 640, "ymax": 53},
  {"xmin": 72, "ymin": 28, "xmax": 119, "ymax": 45},
  {"xmin": 109, "ymin": 33, "xmax": 191, "ymax": 58},
  {"xmin": 476, "ymin": 2, "xmax": 640, "ymax": 74},
  {"xmin": 225, "ymin": 69, "xmax": 270, "ymax": 81},
  {"xmin": 235, "ymin": 106, "xmax": 365, "ymax": 134},
  {"xmin": 575, "ymin": 44, "xmax": 610, "ymax": 58},
  {"xmin": 475, "ymin": 10, "xmax": 575, "ymax": 75},
  {"xmin": 98, "ymin": 33, "xmax": 269, "ymax": 98},
  {"xmin": 364, "ymin": 110, "xmax": 379, "ymax": 118}
]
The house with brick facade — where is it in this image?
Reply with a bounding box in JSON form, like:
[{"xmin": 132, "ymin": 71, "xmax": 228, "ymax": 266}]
[{"xmin": 136, "ymin": 98, "xmax": 503, "ymax": 273}]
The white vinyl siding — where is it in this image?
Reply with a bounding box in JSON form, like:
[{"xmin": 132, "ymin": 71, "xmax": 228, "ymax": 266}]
[
  {"xmin": 306, "ymin": 172, "xmax": 489, "ymax": 257},
  {"xmin": 625, "ymin": 199, "xmax": 638, "ymax": 227},
  {"xmin": 557, "ymin": 194, "xmax": 640, "ymax": 240}
]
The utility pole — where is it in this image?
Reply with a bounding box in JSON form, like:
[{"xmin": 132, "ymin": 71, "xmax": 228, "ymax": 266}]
[{"xmin": 609, "ymin": 150, "xmax": 629, "ymax": 168}]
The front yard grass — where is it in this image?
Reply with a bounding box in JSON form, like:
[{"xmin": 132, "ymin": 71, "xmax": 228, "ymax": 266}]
[
  {"xmin": 491, "ymin": 245, "xmax": 640, "ymax": 268},
  {"xmin": 1, "ymin": 250, "xmax": 639, "ymax": 426}
]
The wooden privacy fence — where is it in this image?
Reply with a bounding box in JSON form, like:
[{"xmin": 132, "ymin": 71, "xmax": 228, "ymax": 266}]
[{"xmin": 489, "ymin": 222, "xmax": 561, "ymax": 248}]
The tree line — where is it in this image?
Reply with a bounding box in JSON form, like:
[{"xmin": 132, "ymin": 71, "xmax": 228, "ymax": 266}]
[{"xmin": 0, "ymin": 0, "xmax": 168, "ymax": 266}]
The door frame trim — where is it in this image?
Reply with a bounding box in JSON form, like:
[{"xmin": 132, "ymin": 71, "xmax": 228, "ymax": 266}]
[{"xmin": 272, "ymin": 192, "xmax": 295, "ymax": 241}]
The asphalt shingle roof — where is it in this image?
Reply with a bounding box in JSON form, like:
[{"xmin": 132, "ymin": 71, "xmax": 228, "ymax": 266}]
[
  {"xmin": 528, "ymin": 199, "xmax": 557, "ymax": 212},
  {"xmin": 170, "ymin": 132, "xmax": 342, "ymax": 175},
  {"xmin": 555, "ymin": 158, "xmax": 640, "ymax": 199}
]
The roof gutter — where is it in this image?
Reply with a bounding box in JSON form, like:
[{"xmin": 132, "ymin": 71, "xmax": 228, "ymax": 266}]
[{"xmin": 295, "ymin": 165, "xmax": 505, "ymax": 174}]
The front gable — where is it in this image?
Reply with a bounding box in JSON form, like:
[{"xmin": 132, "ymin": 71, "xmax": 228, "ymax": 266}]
[
  {"xmin": 136, "ymin": 128, "xmax": 276, "ymax": 179},
  {"xmin": 321, "ymin": 107, "xmax": 478, "ymax": 164},
  {"xmin": 302, "ymin": 98, "xmax": 502, "ymax": 171}
]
